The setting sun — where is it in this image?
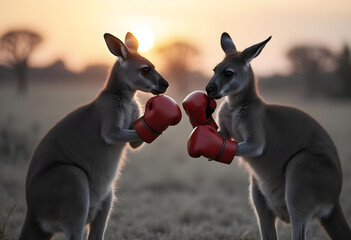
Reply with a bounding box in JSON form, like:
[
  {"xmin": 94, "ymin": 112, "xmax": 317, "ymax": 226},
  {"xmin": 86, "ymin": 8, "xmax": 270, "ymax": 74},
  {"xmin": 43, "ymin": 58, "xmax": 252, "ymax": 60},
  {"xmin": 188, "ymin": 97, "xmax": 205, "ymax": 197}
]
[{"xmin": 132, "ymin": 28, "xmax": 155, "ymax": 52}]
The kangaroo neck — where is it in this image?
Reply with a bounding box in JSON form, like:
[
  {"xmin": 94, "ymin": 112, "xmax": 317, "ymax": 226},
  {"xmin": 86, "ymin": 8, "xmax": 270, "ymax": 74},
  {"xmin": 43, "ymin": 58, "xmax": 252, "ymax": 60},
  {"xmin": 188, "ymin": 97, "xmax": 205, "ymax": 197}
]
[
  {"xmin": 227, "ymin": 76, "xmax": 262, "ymax": 110},
  {"xmin": 103, "ymin": 61, "xmax": 136, "ymax": 102}
]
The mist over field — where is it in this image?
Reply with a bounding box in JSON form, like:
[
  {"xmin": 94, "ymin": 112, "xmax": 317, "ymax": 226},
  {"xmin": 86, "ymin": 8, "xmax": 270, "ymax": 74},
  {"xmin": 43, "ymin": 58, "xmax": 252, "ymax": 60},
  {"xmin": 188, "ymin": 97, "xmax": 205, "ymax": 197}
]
[{"xmin": 0, "ymin": 79, "xmax": 350, "ymax": 240}]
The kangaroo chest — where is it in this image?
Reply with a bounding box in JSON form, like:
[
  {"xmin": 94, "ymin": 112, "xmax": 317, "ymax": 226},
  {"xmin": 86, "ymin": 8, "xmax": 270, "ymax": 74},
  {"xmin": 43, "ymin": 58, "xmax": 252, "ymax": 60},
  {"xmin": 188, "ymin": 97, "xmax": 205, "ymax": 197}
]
[
  {"xmin": 87, "ymin": 100, "xmax": 139, "ymax": 204},
  {"xmin": 219, "ymin": 103, "xmax": 290, "ymax": 222},
  {"xmin": 118, "ymin": 101, "xmax": 137, "ymax": 129}
]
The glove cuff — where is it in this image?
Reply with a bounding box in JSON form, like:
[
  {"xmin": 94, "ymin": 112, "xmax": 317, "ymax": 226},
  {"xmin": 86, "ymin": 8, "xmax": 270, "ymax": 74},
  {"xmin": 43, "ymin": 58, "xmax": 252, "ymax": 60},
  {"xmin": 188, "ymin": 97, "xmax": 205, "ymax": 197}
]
[
  {"xmin": 205, "ymin": 117, "xmax": 219, "ymax": 130},
  {"xmin": 215, "ymin": 138, "xmax": 237, "ymax": 164},
  {"xmin": 134, "ymin": 117, "xmax": 161, "ymax": 144}
]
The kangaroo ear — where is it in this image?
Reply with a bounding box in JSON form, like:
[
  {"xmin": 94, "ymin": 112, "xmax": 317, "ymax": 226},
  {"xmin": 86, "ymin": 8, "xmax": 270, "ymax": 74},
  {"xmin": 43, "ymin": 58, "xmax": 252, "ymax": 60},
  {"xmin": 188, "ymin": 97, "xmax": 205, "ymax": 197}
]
[
  {"xmin": 125, "ymin": 32, "xmax": 139, "ymax": 51},
  {"xmin": 104, "ymin": 33, "xmax": 128, "ymax": 59},
  {"xmin": 221, "ymin": 32, "xmax": 236, "ymax": 54},
  {"xmin": 241, "ymin": 36, "xmax": 271, "ymax": 65}
]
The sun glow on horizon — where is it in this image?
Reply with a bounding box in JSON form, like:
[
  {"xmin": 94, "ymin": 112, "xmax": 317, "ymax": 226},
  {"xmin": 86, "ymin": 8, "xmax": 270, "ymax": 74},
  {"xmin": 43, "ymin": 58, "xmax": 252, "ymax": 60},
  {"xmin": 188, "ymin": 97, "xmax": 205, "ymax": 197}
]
[
  {"xmin": 1, "ymin": 0, "xmax": 350, "ymax": 75},
  {"xmin": 132, "ymin": 28, "xmax": 155, "ymax": 52}
]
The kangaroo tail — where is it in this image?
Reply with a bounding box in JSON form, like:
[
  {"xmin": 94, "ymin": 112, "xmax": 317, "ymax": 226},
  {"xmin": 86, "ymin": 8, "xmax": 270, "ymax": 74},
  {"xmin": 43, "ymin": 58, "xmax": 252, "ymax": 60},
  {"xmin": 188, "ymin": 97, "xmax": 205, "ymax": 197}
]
[{"xmin": 320, "ymin": 202, "xmax": 351, "ymax": 240}]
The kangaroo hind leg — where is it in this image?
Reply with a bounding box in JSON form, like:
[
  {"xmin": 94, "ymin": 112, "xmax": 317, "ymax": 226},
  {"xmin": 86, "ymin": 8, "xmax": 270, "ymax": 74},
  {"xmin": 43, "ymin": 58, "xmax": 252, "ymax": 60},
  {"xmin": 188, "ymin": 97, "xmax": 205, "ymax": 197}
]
[
  {"xmin": 250, "ymin": 176, "xmax": 278, "ymax": 240},
  {"xmin": 88, "ymin": 189, "xmax": 113, "ymax": 240},
  {"xmin": 19, "ymin": 211, "xmax": 53, "ymax": 240},
  {"xmin": 319, "ymin": 201, "xmax": 351, "ymax": 240},
  {"xmin": 57, "ymin": 165, "xmax": 90, "ymax": 240},
  {"xmin": 285, "ymin": 152, "xmax": 342, "ymax": 240},
  {"xmin": 26, "ymin": 164, "xmax": 90, "ymax": 240}
]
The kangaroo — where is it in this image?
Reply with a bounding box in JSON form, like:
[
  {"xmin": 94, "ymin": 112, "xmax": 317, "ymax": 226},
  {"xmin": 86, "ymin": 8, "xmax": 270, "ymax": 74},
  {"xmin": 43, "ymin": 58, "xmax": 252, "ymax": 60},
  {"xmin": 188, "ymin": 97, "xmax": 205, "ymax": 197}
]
[
  {"xmin": 205, "ymin": 32, "xmax": 351, "ymax": 240},
  {"xmin": 19, "ymin": 32, "xmax": 169, "ymax": 240}
]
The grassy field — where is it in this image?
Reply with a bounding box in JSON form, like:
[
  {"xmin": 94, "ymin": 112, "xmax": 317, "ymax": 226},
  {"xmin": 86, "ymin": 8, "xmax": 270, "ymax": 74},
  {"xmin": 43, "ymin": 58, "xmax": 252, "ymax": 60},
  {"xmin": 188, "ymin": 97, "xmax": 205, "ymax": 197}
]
[{"xmin": 0, "ymin": 82, "xmax": 351, "ymax": 240}]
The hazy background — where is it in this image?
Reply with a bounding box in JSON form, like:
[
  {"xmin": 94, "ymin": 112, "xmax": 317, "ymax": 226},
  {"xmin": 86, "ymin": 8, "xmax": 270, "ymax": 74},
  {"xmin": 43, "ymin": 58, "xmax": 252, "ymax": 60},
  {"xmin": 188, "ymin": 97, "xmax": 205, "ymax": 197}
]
[
  {"xmin": 1, "ymin": 0, "xmax": 351, "ymax": 76},
  {"xmin": 1, "ymin": 0, "xmax": 351, "ymax": 239}
]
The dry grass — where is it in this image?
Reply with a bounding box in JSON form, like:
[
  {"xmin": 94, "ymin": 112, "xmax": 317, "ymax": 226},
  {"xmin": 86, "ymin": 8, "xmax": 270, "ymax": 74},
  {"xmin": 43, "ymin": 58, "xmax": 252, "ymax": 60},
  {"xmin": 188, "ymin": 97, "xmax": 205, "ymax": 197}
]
[
  {"xmin": 0, "ymin": 82, "xmax": 351, "ymax": 239},
  {"xmin": 0, "ymin": 205, "xmax": 16, "ymax": 240}
]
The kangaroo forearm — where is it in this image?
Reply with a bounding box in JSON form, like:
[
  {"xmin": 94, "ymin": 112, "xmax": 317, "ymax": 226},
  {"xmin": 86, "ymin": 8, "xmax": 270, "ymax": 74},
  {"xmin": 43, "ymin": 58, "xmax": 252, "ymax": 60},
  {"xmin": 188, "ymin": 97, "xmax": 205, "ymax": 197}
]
[
  {"xmin": 103, "ymin": 128, "xmax": 141, "ymax": 144},
  {"xmin": 236, "ymin": 141, "xmax": 264, "ymax": 157}
]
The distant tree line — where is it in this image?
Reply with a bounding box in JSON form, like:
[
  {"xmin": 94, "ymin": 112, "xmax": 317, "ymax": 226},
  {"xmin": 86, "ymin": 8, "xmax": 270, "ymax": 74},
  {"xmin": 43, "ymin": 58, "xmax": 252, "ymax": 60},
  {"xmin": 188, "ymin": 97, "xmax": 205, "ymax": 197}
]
[
  {"xmin": 287, "ymin": 44, "xmax": 351, "ymax": 98},
  {"xmin": 157, "ymin": 40, "xmax": 351, "ymax": 99},
  {"xmin": 0, "ymin": 29, "xmax": 110, "ymax": 94},
  {"xmin": 1, "ymin": 28, "xmax": 350, "ymax": 99}
]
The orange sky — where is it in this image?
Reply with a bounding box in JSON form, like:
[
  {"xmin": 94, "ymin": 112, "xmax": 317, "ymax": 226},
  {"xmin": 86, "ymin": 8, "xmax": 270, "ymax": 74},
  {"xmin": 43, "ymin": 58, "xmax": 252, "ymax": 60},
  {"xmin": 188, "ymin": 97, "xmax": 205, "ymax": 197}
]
[{"xmin": 1, "ymin": 0, "xmax": 351, "ymax": 76}]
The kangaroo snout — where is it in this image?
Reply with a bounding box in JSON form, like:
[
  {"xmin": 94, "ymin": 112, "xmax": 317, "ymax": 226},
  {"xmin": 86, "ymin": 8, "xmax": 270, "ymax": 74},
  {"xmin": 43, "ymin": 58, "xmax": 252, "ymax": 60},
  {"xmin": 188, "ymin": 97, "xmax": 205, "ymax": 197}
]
[
  {"xmin": 152, "ymin": 78, "xmax": 169, "ymax": 95},
  {"xmin": 206, "ymin": 82, "xmax": 221, "ymax": 99},
  {"xmin": 206, "ymin": 85, "xmax": 215, "ymax": 95},
  {"xmin": 159, "ymin": 78, "xmax": 169, "ymax": 90}
]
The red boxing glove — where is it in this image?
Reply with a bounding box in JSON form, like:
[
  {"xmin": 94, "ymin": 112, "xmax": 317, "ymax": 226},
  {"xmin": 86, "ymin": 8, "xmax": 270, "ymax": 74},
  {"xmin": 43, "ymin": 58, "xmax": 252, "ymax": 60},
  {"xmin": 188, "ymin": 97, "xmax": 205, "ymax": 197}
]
[
  {"xmin": 134, "ymin": 95, "xmax": 182, "ymax": 143},
  {"xmin": 182, "ymin": 90, "xmax": 218, "ymax": 129},
  {"xmin": 187, "ymin": 125, "xmax": 237, "ymax": 164}
]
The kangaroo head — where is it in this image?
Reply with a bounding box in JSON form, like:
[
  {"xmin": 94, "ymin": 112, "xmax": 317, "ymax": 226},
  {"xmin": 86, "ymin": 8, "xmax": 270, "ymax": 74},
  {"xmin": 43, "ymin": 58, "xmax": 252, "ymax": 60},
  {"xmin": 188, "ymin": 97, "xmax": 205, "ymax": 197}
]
[
  {"xmin": 206, "ymin": 32, "xmax": 271, "ymax": 99},
  {"xmin": 104, "ymin": 32, "xmax": 168, "ymax": 95}
]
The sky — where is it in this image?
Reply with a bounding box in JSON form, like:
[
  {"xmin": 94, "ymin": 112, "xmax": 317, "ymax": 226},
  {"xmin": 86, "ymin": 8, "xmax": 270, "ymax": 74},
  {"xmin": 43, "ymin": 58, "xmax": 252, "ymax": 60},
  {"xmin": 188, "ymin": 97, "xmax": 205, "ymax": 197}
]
[{"xmin": 0, "ymin": 0, "xmax": 351, "ymax": 77}]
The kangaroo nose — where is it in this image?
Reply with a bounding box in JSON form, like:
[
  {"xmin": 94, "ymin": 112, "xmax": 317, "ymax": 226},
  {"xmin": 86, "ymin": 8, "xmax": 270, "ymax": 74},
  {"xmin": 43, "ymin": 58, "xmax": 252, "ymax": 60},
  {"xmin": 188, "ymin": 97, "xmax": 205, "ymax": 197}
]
[
  {"xmin": 160, "ymin": 79, "xmax": 169, "ymax": 88},
  {"xmin": 206, "ymin": 85, "xmax": 216, "ymax": 95}
]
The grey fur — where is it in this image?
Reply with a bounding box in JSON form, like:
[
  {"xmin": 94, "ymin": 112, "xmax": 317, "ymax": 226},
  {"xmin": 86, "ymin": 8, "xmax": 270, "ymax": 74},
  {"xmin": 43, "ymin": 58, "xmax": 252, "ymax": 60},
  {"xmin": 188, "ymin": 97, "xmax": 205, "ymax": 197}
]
[
  {"xmin": 206, "ymin": 33, "xmax": 351, "ymax": 240},
  {"xmin": 19, "ymin": 32, "xmax": 168, "ymax": 240}
]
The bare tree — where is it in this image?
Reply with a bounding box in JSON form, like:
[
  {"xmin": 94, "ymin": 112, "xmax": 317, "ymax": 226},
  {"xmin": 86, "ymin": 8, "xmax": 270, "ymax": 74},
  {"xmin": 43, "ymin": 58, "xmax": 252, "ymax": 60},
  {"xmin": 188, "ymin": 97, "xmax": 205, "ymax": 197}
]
[
  {"xmin": 157, "ymin": 40, "xmax": 199, "ymax": 93},
  {"xmin": 287, "ymin": 45, "xmax": 334, "ymax": 96},
  {"xmin": 0, "ymin": 29, "xmax": 42, "ymax": 93}
]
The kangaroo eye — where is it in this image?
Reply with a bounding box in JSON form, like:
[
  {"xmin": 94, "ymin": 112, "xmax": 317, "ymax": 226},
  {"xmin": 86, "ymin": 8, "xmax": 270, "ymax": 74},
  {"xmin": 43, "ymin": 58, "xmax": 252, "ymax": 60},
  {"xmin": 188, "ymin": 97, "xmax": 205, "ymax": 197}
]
[
  {"xmin": 224, "ymin": 70, "xmax": 234, "ymax": 76},
  {"xmin": 141, "ymin": 67, "xmax": 150, "ymax": 73}
]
